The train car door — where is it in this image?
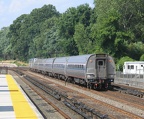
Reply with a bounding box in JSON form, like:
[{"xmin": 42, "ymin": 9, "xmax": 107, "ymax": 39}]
[{"xmin": 96, "ymin": 59, "xmax": 106, "ymax": 78}]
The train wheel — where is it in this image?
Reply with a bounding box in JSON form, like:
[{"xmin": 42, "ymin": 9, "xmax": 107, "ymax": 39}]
[{"xmin": 94, "ymin": 84, "xmax": 98, "ymax": 90}]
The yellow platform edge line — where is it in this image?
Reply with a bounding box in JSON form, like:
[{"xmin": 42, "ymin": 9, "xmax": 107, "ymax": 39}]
[{"xmin": 6, "ymin": 75, "xmax": 38, "ymax": 119}]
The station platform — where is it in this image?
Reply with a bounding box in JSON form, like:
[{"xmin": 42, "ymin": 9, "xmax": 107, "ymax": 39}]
[{"xmin": 0, "ymin": 74, "xmax": 44, "ymax": 119}]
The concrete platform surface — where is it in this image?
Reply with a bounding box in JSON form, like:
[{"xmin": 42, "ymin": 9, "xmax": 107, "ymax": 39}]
[{"xmin": 0, "ymin": 75, "xmax": 44, "ymax": 119}]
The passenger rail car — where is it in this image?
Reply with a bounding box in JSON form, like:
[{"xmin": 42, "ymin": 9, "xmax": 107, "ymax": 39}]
[{"xmin": 29, "ymin": 54, "xmax": 116, "ymax": 89}]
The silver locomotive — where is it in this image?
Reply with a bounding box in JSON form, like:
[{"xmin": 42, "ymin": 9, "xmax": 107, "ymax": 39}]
[{"xmin": 29, "ymin": 54, "xmax": 116, "ymax": 89}]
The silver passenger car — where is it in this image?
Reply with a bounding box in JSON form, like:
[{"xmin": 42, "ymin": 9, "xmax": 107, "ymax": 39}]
[
  {"xmin": 53, "ymin": 57, "xmax": 67, "ymax": 78},
  {"xmin": 66, "ymin": 54, "xmax": 90, "ymax": 83},
  {"xmin": 66, "ymin": 54, "xmax": 115, "ymax": 87},
  {"xmin": 29, "ymin": 58, "xmax": 44, "ymax": 72},
  {"xmin": 29, "ymin": 54, "xmax": 115, "ymax": 89},
  {"xmin": 44, "ymin": 58, "xmax": 55, "ymax": 76}
]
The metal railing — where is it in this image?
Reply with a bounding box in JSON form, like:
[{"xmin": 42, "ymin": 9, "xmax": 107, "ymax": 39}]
[{"xmin": 115, "ymin": 71, "xmax": 144, "ymax": 89}]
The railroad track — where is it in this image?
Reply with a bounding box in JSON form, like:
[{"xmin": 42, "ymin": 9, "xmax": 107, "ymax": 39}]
[
  {"xmin": 10, "ymin": 68, "xmax": 144, "ymax": 119},
  {"xmin": 112, "ymin": 83, "xmax": 144, "ymax": 98},
  {"xmin": 15, "ymin": 70, "xmax": 108, "ymax": 119},
  {"xmin": 9, "ymin": 70, "xmax": 77, "ymax": 119},
  {"xmin": 101, "ymin": 90, "xmax": 144, "ymax": 109}
]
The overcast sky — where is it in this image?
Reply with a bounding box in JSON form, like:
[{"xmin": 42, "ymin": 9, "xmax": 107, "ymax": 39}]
[{"xmin": 0, "ymin": 0, "xmax": 94, "ymax": 30}]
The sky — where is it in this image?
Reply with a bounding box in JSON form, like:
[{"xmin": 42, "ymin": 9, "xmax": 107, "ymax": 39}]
[{"xmin": 0, "ymin": 0, "xmax": 94, "ymax": 30}]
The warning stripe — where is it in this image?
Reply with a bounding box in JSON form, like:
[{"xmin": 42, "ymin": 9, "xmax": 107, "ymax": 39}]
[{"xmin": 6, "ymin": 75, "xmax": 38, "ymax": 119}]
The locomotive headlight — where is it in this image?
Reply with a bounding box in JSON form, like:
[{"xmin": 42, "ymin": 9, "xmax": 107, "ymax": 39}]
[{"xmin": 87, "ymin": 74, "xmax": 95, "ymax": 78}]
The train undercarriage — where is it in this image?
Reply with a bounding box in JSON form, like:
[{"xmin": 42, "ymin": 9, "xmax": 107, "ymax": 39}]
[
  {"xmin": 30, "ymin": 68, "xmax": 113, "ymax": 90},
  {"xmin": 66, "ymin": 76, "xmax": 113, "ymax": 90}
]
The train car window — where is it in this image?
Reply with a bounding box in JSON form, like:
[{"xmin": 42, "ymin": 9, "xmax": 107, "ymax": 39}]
[
  {"xmin": 128, "ymin": 65, "xmax": 130, "ymax": 69},
  {"xmin": 128, "ymin": 65, "xmax": 134, "ymax": 69},
  {"xmin": 131, "ymin": 65, "xmax": 134, "ymax": 69},
  {"xmin": 98, "ymin": 61, "xmax": 103, "ymax": 66}
]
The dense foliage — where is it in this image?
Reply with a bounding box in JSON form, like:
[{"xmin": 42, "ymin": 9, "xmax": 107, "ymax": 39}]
[{"xmin": 0, "ymin": 1, "xmax": 144, "ymax": 70}]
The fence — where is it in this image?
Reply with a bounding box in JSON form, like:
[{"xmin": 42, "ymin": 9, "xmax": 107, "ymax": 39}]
[{"xmin": 115, "ymin": 71, "xmax": 144, "ymax": 89}]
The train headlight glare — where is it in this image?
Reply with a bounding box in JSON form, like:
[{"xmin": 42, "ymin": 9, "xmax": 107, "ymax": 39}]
[{"xmin": 87, "ymin": 74, "xmax": 95, "ymax": 78}]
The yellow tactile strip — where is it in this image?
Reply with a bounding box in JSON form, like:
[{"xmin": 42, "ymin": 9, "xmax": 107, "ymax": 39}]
[{"xmin": 6, "ymin": 75, "xmax": 38, "ymax": 119}]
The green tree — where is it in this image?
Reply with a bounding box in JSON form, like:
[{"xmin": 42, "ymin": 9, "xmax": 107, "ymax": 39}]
[
  {"xmin": 93, "ymin": 0, "xmax": 144, "ymax": 59},
  {"xmin": 140, "ymin": 54, "xmax": 144, "ymax": 61},
  {"xmin": 74, "ymin": 23, "xmax": 94, "ymax": 54},
  {"xmin": 58, "ymin": 4, "xmax": 93, "ymax": 56},
  {"xmin": 8, "ymin": 4, "xmax": 60, "ymax": 60},
  {"xmin": 0, "ymin": 27, "xmax": 11, "ymax": 59},
  {"xmin": 127, "ymin": 42, "xmax": 144, "ymax": 60},
  {"xmin": 57, "ymin": 7, "xmax": 79, "ymax": 55},
  {"xmin": 41, "ymin": 17, "xmax": 60, "ymax": 57},
  {"xmin": 76, "ymin": 4, "xmax": 92, "ymax": 27}
]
